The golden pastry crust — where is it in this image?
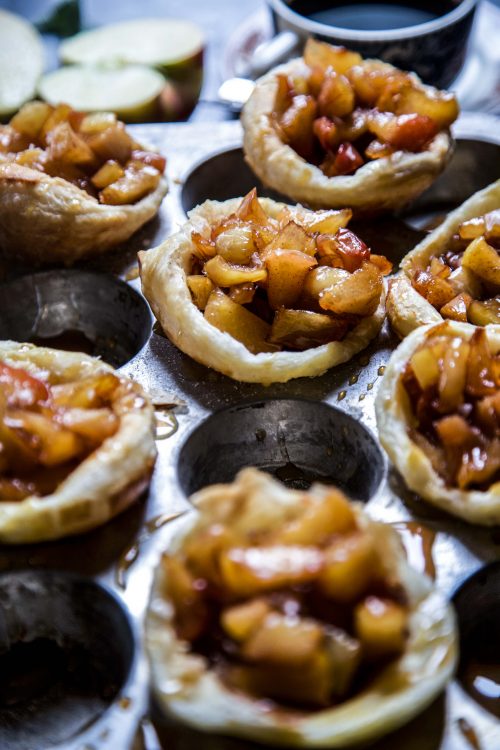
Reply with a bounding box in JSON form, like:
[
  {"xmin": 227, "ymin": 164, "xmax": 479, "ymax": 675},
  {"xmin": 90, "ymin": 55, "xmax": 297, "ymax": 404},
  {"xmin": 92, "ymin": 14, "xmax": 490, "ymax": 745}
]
[
  {"xmin": 387, "ymin": 179, "xmax": 500, "ymax": 336},
  {"xmin": 0, "ymin": 341, "xmax": 157, "ymax": 543},
  {"xmin": 376, "ymin": 321, "xmax": 500, "ymax": 525},
  {"xmin": 0, "ymin": 162, "xmax": 167, "ymax": 265},
  {"xmin": 146, "ymin": 468, "xmax": 457, "ymax": 747},
  {"xmin": 242, "ymin": 58, "xmax": 453, "ymax": 214},
  {"xmin": 139, "ymin": 197, "xmax": 386, "ymax": 384}
]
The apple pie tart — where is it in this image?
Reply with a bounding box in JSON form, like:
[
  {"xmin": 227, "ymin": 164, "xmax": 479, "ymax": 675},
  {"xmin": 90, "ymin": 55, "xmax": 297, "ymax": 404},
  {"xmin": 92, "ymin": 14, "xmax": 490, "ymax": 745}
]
[
  {"xmin": 376, "ymin": 321, "xmax": 500, "ymax": 525},
  {"xmin": 0, "ymin": 101, "xmax": 167, "ymax": 264},
  {"xmin": 0, "ymin": 341, "xmax": 156, "ymax": 543},
  {"xmin": 146, "ymin": 468, "xmax": 457, "ymax": 746},
  {"xmin": 242, "ymin": 39, "xmax": 458, "ymax": 214},
  {"xmin": 140, "ymin": 189, "xmax": 390, "ymax": 383}
]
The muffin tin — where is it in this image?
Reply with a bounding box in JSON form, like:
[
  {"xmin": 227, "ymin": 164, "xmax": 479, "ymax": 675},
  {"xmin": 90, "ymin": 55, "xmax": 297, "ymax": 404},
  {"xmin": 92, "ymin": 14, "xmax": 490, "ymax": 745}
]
[{"xmin": 0, "ymin": 112, "xmax": 499, "ymax": 750}]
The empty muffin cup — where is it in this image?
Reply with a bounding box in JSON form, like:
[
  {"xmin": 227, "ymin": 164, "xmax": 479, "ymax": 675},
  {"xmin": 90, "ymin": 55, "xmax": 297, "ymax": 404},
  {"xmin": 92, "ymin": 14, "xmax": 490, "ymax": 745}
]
[
  {"xmin": 453, "ymin": 562, "xmax": 500, "ymax": 719},
  {"xmin": 0, "ymin": 270, "xmax": 152, "ymax": 368},
  {"xmin": 181, "ymin": 146, "xmax": 288, "ymax": 214},
  {"xmin": 0, "ymin": 570, "xmax": 135, "ymax": 750},
  {"xmin": 403, "ymin": 137, "xmax": 500, "ymax": 230},
  {"xmin": 177, "ymin": 397, "xmax": 385, "ymax": 501}
]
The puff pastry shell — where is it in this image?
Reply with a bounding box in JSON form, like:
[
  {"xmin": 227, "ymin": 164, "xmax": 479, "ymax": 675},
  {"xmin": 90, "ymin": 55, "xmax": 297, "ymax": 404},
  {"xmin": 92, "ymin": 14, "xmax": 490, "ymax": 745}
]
[
  {"xmin": 139, "ymin": 197, "xmax": 385, "ymax": 384},
  {"xmin": 242, "ymin": 58, "xmax": 453, "ymax": 214},
  {"xmin": 387, "ymin": 179, "xmax": 500, "ymax": 338},
  {"xmin": 146, "ymin": 468, "xmax": 457, "ymax": 747},
  {"xmin": 0, "ymin": 341, "xmax": 157, "ymax": 543},
  {"xmin": 0, "ymin": 162, "xmax": 167, "ymax": 265},
  {"xmin": 376, "ymin": 321, "xmax": 500, "ymax": 525}
]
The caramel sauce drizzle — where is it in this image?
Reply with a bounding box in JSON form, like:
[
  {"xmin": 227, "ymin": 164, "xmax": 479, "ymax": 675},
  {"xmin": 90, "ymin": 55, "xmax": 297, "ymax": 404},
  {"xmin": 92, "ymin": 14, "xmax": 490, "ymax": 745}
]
[
  {"xmin": 392, "ymin": 521, "xmax": 436, "ymax": 580},
  {"xmin": 115, "ymin": 511, "xmax": 185, "ymax": 589},
  {"xmin": 457, "ymin": 717, "xmax": 482, "ymax": 749}
]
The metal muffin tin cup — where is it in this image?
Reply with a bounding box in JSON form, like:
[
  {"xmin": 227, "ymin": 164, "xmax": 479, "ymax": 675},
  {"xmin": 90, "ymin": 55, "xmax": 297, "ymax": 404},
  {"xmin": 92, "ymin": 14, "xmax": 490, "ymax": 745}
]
[
  {"xmin": 0, "ymin": 571, "xmax": 137, "ymax": 750},
  {"xmin": 0, "ymin": 270, "xmax": 152, "ymax": 369},
  {"xmin": 178, "ymin": 397, "xmax": 386, "ymax": 500},
  {"xmin": 0, "ymin": 112, "xmax": 499, "ymax": 749}
]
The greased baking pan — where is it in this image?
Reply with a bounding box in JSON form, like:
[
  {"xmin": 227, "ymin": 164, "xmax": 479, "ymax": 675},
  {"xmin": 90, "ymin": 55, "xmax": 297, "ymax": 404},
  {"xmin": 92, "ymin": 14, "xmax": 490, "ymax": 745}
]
[{"xmin": 0, "ymin": 112, "xmax": 499, "ymax": 750}]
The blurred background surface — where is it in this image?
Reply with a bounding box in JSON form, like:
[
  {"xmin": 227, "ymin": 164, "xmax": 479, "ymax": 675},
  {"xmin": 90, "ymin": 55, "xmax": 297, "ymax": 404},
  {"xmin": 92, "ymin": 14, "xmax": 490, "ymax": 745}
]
[{"xmin": 1, "ymin": 1, "xmax": 499, "ymax": 118}]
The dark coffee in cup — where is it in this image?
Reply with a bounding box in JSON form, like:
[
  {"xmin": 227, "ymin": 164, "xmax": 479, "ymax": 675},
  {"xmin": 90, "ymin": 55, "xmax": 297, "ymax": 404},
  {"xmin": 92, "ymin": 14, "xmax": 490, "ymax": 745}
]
[
  {"xmin": 265, "ymin": 0, "xmax": 477, "ymax": 88},
  {"xmin": 289, "ymin": 1, "xmax": 460, "ymax": 31}
]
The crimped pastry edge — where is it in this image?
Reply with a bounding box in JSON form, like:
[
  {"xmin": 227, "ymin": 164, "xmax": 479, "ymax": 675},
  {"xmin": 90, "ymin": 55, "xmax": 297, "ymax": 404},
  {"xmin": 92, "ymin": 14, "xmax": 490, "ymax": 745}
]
[
  {"xmin": 376, "ymin": 321, "xmax": 500, "ymax": 525},
  {"xmin": 0, "ymin": 341, "xmax": 157, "ymax": 543},
  {"xmin": 139, "ymin": 196, "xmax": 386, "ymax": 385},
  {"xmin": 0, "ymin": 161, "xmax": 167, "ymax": 265},
  {"xmin": 241, "ymin": 58, "xmax": 453, "ymax": 214},
  {"xmin": 146, "ymin": 467, "xmax": 457, "ymax": 747}
]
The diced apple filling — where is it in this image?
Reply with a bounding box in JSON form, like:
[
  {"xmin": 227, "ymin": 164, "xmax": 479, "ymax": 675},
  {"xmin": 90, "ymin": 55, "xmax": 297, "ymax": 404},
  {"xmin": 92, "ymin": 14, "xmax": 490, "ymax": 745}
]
[
  {"xmin": 0, "ymin": 361, "xmax": 138, "ymax": 501},
  {"xmin": 410, "ymin": 210, "xmax": 500, "ymax": 324},
  {"xmin": 271, "ymin": 38, "xmax": 458, "ymax": 177},
  {"xmin": 0, "ymin": 100, "xmax": 165, "ymax": 204},
  {"xmin": 402, "ymin": 323, "xmax": 500, "ymax": 490},
  {"xmin": 160, "ymin": 483, "xmax": 409, "ymax": 709},
  {"xmin": 189, "ymin": 188, "xmax": 390, "ymax": 353}
]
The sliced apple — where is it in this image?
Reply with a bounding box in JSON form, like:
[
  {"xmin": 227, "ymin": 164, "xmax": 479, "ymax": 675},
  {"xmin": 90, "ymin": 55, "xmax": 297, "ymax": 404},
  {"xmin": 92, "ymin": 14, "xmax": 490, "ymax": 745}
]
[
  {"xmin": 38, "ymin": 64, "xmax": 166, "ymax": 123},
  {"xmin": 204, "ymin": 255, "xmax": 267, "ymax": 287},
  {"xmin": 395, "ymin": 85, "xmax": 459, "ymax": 129},
  {"xmin": 468, "ymin": 297, "xmax": 500, "ymax": 326},
  {"xmin": 263, "ymin": 221, "xmax": 316, "ymax": 257},
  {"xmin": 319, "ymin": 262, "xmax": 383, "ymax": 316},
  {"xmin": 301, "ymin": 266, "xmax": 350, "ymax": 307},
  {"xmin": 264, "ymin": 249, "xmax": 317, "ymax": 309},
  {"xmin": 204, "ymin": 290, "xmax": 277, "ymax": 354},
  {"xmin": 221, "ymin": 599, "xmax": 270, "ymax": 643},
  {"xmin": 303, "ymin": 39, "xmax": 362, "ymax": 75},
  {"xmin": 9, "ymin": 101, "xmax": 51, "ymax": 140},
  {"xmin": 60, "ymin": 18, "xmax": 204, "ymax": 81},
  {"xmin": 440, "ymin": 292, "xmax": 472, "ymax": 322},
  {"xmin": 219, "ymin": 544, "xmax": 324, "ymax": 597},
  {"xmin": 319, "ymin": 531, "xmax": 377, "ymax": 602},
  {"xmin": 298, "ymin": 208, "xmax": 352, "ymax": 235},
  {"xmin": 242, "ymin": 614, "xmax": 324, "ymax": 665},
  {"xmin": 269, "ymin": 309, "xmax": 349, "ymax": 350},
  {"xmin": 461, "ymin": 237, "xmax": 500, "ymax": 289},
  {"xmin": 0, "ymin": 10, "xmax": 44, "ymax": 117},
  {"xmin": 271, "ymin": 490, "xmax": 356, "ymax": 546},
  {"xmin": 99, "ymin": 163, "xmax": 161, "ymax": 205},
  {"xmin": 91, "ymin": 160, "xmax": 125, "ymax": 190},
  {"xmin": 279, "ymin": 94, "xmax": 317, "ymax": 158},
  {"xmin": 60, "ymin": 19, "xmax": 204, "ymax": 122},
  {"xmin": 317, "ymin": 71, "xmax": 355, "ymax": 119},
  {"xmin": 354, "ymin": 597, "xmax": 407, "ymax": 659},
  {"xmin": 367, "ymin": 111, "xmax": 438, "ymax": 152},
  {"xmin": 187, "ymin": 275, "xmax": 214, "ymax": 311}
]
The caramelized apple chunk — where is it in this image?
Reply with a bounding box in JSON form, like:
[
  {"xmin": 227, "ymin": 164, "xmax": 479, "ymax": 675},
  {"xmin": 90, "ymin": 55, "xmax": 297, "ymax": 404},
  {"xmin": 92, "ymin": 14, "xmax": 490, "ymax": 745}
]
[
  {"xmin": 0, "ymin": 100, "xmax": 166, "ymax": 204},
  {"xmin": 188, "ymin": 189, "xmax": 388, "ymax": 355},
  {"xmin": 0, "ymin": 362, "xmax": 129, "ymax": 501},
  {"xmin": 401, "ymin": 323, "xmax": 499, "ymax": 491},
  {"xmin": 410, "ymin": 211, "xmax": 500, "ymax": 323},
  {"xmin": 354, "ymin": 596, "xmax": 407, "ymax": 659},
  {"xmin": 204, "ymin": 290, "xmax": 278, "ymax": 354}
]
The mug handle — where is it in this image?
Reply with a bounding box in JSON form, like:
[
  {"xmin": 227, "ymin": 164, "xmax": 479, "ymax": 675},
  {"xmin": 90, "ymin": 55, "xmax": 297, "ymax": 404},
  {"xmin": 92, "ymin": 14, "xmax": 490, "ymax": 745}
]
[{"xmin": 243, "ymin": 30, "xmax": 301, "ymax": 78}]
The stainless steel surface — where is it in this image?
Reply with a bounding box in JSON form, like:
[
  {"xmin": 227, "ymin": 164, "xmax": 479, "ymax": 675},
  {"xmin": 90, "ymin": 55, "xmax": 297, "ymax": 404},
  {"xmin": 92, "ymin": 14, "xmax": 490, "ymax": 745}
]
[{"xmin": 0, "ymin": 112, "xmax": 499, "ymax": 750}]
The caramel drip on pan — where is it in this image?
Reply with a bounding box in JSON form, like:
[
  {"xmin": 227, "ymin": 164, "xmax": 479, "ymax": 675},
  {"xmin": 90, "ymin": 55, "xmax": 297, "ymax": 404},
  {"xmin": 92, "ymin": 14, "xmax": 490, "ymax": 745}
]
[
  {"xmin": 392, "ymin": 521, "xmax": 436, "ymax": 580},
  {"xmin": 457, "ymin": 717, "xmax": 482, "ymax": 749}
]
